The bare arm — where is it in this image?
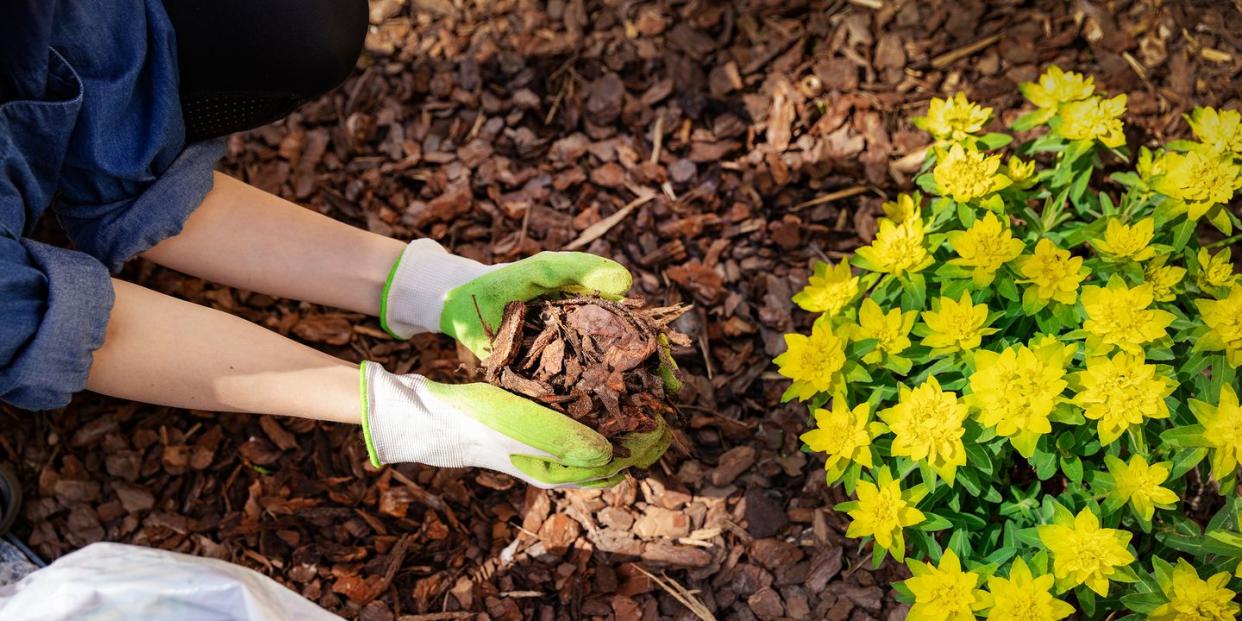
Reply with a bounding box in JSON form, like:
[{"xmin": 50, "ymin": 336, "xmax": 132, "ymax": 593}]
[
  {"xmin": 86, "ymin": 279, "xmax": 361, "ymax": 424},
  {"xmin": 142, "ymin": 172, "xmax": 406, "ymax": 315}
]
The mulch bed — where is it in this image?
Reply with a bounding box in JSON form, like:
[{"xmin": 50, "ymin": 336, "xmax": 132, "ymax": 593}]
[{"xmin": 4, "ymin": 1, "xmax": 1241, "ymax": 619}]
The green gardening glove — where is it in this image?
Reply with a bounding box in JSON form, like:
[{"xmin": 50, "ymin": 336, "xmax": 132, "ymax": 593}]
[
  {"xmin": 360, "ymin": 361, "xmax": 670, "ymax": 488},
  {"xmin": 379, "ymin": 239, "xmax": 632, "ymax": 358}
]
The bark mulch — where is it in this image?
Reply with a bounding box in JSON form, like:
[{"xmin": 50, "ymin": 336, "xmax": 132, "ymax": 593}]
[{"xmin": 3, "ymin": 1, "xmax": 1241, "ymax": 619}]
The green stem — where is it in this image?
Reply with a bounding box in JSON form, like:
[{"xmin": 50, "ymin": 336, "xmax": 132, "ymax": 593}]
[
  {"xmin": 1208, "ymin": 233, "xmax": 1242, "ymax": 249},
  {"xmin": 1128, "ymin": 426, "xmax": 1149, "ymax": 457}
]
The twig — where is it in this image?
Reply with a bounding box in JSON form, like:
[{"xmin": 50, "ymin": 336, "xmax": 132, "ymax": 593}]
[
  {"xmin": 650, "ymin": 114, "xmax": 664, "ymax": 165},
  {"xmin": 472, "ymin": 294, "xmax": 495, "ymax": 341},
  {"xmin": 564, "ymin": 192, "xmax": 656, "ymax": 250},
  {"xmin": 362, "ymin": 533, "xmax": 412, "ymax": 604},
  {"xmin": 398, "ymin": 614, "xmax": 473, "ymax": 621},
  {"xmin": 929, "ymin": 34, "xmax": 1002, "ymax": 69},
  {"xmin": 848, "ymin": 0, "xmax": 883, "ymax": 8},
  {"xmin": 633, "ymin": 566, "xmax": 716, "ymax": 621},
  {"xmin": 1122, "ymin": 51, "xmax": 1149, "ymax": 83},
  {"xmin": 790, "ymin": 185, "xmax": 869, "ymax": 211}
]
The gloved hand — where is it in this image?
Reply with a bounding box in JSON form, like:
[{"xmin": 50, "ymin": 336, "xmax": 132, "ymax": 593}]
[
  {"xmin": 359, "ymin": 362, "xmax": 671, "ymax": 488},
  {"xmin": 379, "ymin": 239, "xmax": 633, "ymax": 358}
]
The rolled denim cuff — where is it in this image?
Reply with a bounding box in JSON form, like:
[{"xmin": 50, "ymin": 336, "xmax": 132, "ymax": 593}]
[
  {"xmin": 57, "ymin": 139, "xmax": 227, "ymax": 273},
  {"xmin": 5, "ymin": 240, "xmax": 114, "ymax": 410}
]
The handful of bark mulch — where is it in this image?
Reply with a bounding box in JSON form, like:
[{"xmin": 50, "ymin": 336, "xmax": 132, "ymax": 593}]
[{"xmin": 481, "ymin": 296, "xmax": 691, "ymax": 456}]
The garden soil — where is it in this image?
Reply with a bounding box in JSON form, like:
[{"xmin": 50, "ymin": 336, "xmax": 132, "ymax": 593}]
[{"xmin": 3, "ymin": 1, "xmax": 1241, "ymax": 619}]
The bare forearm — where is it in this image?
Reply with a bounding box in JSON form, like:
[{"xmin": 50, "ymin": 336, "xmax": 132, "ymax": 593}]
[
  {"xmin": 143, "ymin": 172, "xmax": 405, "ymax": 315},
  {"xmin": 86, "ymin": 279, "xmax": 361, "ymax": 424}
]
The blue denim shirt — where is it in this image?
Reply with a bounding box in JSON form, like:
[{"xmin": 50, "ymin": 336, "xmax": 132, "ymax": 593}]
[{"xmin": 1, "ymin": 0, "xmax": 225, "ymax": 410}]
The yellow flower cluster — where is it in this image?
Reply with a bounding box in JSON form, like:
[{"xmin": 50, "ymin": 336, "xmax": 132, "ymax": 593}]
[
  {"xmin": 969, "ymin": 340, "xmax": 1072, "ymax": 457},
  {"xmin": 1038, "ymin": 509, "xmax": 1135, "ymax": 596},
  {"xmin": 932, "ymin": 143, "xmax": 1011, "ymax": 204},
  {"xmin": 913, "ymin": 92, "xmax": 992, "ymax": 143},
  {"xmin": 781, "ymin": 67, "xmax": 1242, "ymax": 617},
  {"xmin": 879, "ymin": 377, "xmax": 969, "ymax": 484}
]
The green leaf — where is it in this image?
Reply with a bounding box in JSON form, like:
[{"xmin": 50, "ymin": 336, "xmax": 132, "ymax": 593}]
[
  {"xmin": 1077, "ymin": 585, "xmax": 1097, "ymax": 617},
  {"xmin": 1170, "ymin": 448, "xmax": 1208, "ymax": 480},
  {"xmin": 901, "ymin": 273, "xmax": 927, "ymax": 311},
  {"xmin": 977, "ymin": 132, "xmax": 1014, "ymax": 150},
  {"xmin": 1060, "ymin": 455, "xmax": 1084, "ymax": 483},
  {"xmin": 1033, "ymin": 448, "xmax": 1058, "ymax": 481},
  {"xmin": 996, "ymin": 277, "xmax": 1020, "ymax": 302},
  {"xmin": 915, "ymin": 172, "xmax": 939, "ymax": 195},
  {"xmin": 1161, "ymin": 425, "xmax": 1210, "ymax": 449},
  {"xmin": 1120, "ymin": 592, "xmax": 1167, "ymax": 614},
  {"xmin": 917, "ymin": 512, "xmax": 954, "ymax": 532},
  {"xmin": 965, "ymin": 440, "xmax": 995, "ymax": 475},
  {"xmin": 1171, "ymin": 217, "xmax": 1196, "ymax": 251}
]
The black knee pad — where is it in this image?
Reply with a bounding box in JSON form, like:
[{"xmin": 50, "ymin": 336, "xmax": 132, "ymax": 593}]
[{"xmin": 163, "ymin": 0, "xmax": 368, "ymax": 140}]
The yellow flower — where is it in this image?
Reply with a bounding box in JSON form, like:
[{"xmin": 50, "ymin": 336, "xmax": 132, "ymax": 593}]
[
  {"xmin": 1072, "ymin": 351, "xmax": 1175, "ymax": 445},
  {"xmin": 1015, "ymin": 239, "xmax": 1086, "ymax": 305},
  {"xmin": 1037, "ymin": 508, "xmax": 1135, "ymax": 596},
  {"xmin": 1188, "ymin": 384, "xmax": 1242, "ymax": 481},
  {"xmin": 878, "ymin": 377, "xmax": 969, "ymax": 484},
  {"xmin": 1081, "ymin": 278, "xmax": 1175, "ymax": 355},
  {"xmin": 913, "ymin": 92, "xmax": 992, "ymax": 142},
  {"xmin": 1006, "ymin": 156, "xmax": 1038, "ymax": 188},
  {"xmin": 845, "ymin": 467, "xmax": 925, "ymax": 559},
  {"xmin": 1145, "ymin": 258, "xmax": 1186, "ymax": 302},
  {"xmin": 1137, "ymin": 146, "xmax": 1167, "ymax": 185},
  {"xmin": 793, "ymin": 259, "xmax": 859, "ymax": 316},
  {"xmin": 854, "ymin": 218, "xmax": 932, "ymax": 276},
  {"xmin": 854, "ymin": 298, "xmax": 916, "ymax": 365},
  {"xmin": 1197, "ymin": 247, "xmax": 1236, "ymax": 291},
  {"xmin": 982, "ymin": 558, "xmax": 1075, "ymax": 621},
  {"xmin": 1197, "ymin": 284, "xmax": 1242, "ymax": 367},
  {"xmin": 774, "ymin": 319, "xmax": 848, "ymax": 401},
  {"xmin": 1058, "ymin": 95, "xmax": 1127, "ymax": 148},
  {"xmin": 882, "ymin": 193, "xmax": 919, "ymax": 224},
  {"xmin": 968, "ymin": 342, "xmax": 1071, "ymax": 457},
  {"xmin": 1091, "ymin": 218, "xmax": 1156, "ymax": 262},
  {"xmin": 904, "ymin": 549, "xmax": 986, "ymax": 621},
  {"xmin": 1021, "ymin": 65, "xmax": 1095, "ymax": 113},
  {"xmin": 801, "ymin": 397, "xmax": 881, "ymax": 483},
  {"xmin": 919, "ymin": 293, "xmax": 997, "ymax": 354},
  {"xmin": 1151, "ymin": 149, "xmax": 1242, "ymax": 220},
  {"xmin": 1150, "ymin": 558, "xmax": 1240, "ymax": 621},
  {"xmin": 1105, "ymin": 454, "xmax": 1178, "ymax": 521},
  {"xmin": 1187, "ymin": 106, "xmax": 1242, "ymax": 157},
  {"xmin": 932, "ymin": 143, "xmax": 1012, "ymax": 203},
  {"xmin": 947, "ymin": 212, "xmax": 1024, "ymax": 286}
]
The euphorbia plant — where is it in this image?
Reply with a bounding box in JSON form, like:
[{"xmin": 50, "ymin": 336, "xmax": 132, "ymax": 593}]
[{"xmin": 776, "ymin": 65, "xmax": 1242, "ymax": 619}]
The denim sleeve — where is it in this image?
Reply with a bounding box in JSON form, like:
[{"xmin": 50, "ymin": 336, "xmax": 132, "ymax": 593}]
[
  {"xmin": 0, "ymin": 236, "xmax": 114, "ymax": 410},
  {"xmin": 49, "ymin": 0, "xmax": 226, "ymax": 272},
  {"xmin": 55, "ymin": 139, "xmax": 226, "ymax": 272}
]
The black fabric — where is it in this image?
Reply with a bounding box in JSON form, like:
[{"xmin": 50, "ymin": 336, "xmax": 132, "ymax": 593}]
[{"xmin": 162, "ymin": 0, "xmax": 368, "ymax": 141}]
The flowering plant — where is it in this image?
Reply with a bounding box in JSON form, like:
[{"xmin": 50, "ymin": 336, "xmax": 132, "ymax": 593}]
[{"xmin": 780, "ymin": 66, "xmax": 1242, "ymax": 619}]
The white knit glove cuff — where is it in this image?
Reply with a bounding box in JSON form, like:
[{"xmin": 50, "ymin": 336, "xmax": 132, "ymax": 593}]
[
  {"xmin": 360, "ymin": 362, "xmax": 558, "ymax": 484},
  {"xmin": 380, "ymin": 239, "xmax": 498, "ymax": 339}
]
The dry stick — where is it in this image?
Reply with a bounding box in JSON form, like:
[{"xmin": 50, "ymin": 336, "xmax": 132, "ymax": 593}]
[
  {"xmin": 564, "ymin": 192, "xmax": 656, "ymax": 250},
  {"xmin": 650, "ymin": 114, "xmax": 664, "ymax": 165},
  {"xmin": 633, "ymin": 566, "xmax": 717, "ymax": 621},
  {"xmin": 471, "ymin": 294, "xmax": 495, "ymax": 341},
  {"xmin": 929, "ymin": 33, "xmax": 1002, "ymax": 69},
  {"xmin": 361, "ymin": 533, "xmax": 413, "ymax": 605},
  {"xmin": 789, "ymin": 184, "xmax": 869, "ymax": 212}
]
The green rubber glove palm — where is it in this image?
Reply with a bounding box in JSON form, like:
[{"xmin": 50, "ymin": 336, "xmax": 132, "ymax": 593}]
[
  {"xmin": 380, "ymin": 240, "xmax": 632, "ymax": 359},
  {"xmin": 441, "ymin": 252, "xmax": 633, "ymax": 358},
  {"xmin": 361, "ymin": 362, "xmax": 670, "ymax": 488}
]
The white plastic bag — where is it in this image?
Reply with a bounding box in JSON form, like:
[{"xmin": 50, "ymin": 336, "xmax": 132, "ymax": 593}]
[{"xmin": 0, "ymin": 542, "xmax": 342, "ymax": 621}]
